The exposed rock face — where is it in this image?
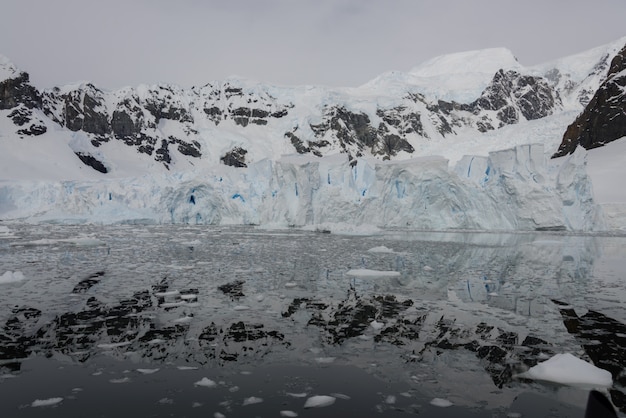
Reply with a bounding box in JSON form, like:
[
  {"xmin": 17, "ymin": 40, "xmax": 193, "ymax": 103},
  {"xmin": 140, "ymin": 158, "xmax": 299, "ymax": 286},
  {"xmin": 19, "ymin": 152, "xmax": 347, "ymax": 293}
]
[
  {"xmin": 554, "ymin": 43, "xmax": 626, "ymax": 157},
  {"xmin": 463, "ymin": 70, "xmax": 560, "ymax": 128},
  {"xmin": 0, "ymin": 71, "xmax": 41, "ymax": 110},
  {"xmin": 221, "ymin": 146, "xmax": 248, "ymax": 168}
]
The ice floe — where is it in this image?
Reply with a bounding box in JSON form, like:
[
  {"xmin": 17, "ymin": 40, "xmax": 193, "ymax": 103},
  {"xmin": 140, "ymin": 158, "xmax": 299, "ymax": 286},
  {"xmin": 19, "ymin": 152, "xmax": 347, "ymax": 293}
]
[
  {"xmin": 515, "ymin": 353, "xmax": 613, "ymax": 387},
  {"xmin": 304, "ymin": 395, "xmax": 336, "ymax": 408}
]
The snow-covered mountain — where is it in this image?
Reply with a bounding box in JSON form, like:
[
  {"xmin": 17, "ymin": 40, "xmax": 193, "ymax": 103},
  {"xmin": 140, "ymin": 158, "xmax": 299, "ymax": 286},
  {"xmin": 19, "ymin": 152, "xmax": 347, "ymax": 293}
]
[{"xmin": 1, "ymin": 38, "xmax": 625, "ymax": 230}]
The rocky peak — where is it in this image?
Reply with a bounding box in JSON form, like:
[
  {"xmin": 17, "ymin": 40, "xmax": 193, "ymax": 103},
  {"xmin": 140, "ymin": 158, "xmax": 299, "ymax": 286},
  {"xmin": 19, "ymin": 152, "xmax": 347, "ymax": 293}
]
[{"xmin": 553, "ymin": 43, "xmax": 626, "ymax": 158}]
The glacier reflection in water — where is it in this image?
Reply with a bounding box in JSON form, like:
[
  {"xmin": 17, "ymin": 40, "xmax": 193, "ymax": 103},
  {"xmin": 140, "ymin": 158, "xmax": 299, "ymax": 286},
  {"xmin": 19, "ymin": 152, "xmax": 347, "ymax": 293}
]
[{"xmin": 0, "ymin": 224, "xmax": 625, "ymax": 417}]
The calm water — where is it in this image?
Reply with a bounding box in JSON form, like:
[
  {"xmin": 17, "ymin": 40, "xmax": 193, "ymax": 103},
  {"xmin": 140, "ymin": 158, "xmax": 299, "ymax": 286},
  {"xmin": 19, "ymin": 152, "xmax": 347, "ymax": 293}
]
[{"xmin": 0, "ymin": 224, "xmax": 625, "ymax": 417}]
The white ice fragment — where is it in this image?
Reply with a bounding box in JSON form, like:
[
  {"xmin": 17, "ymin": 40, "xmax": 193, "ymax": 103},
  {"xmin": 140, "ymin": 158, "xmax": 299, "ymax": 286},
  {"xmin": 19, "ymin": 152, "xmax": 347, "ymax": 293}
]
[
  {"xmin": 195, "ymin": 377, "xmax": 217, "ymax": 388},
  {"xmin": 315, "ymin": 357, "xmax": 336, "ymax": 364},
  {"xmin": 137, "ymin": 368, "xmax": 160, "ymax": 375},
  {"xmin": 430, "ymin": 398, "xmax": 453, "ymax": 407},
  {"xmin": 242, "ymin": 396, "xmax": 263, "ymax": 405},
  {"xmin": 285, "ymin": 282, "xmax": 297, "ymax": 288},
  {"xmin": 385, "ymin": 395, "xmax": 396, "ymax": 404},
  {"xmin": 345, "ymin": 269, "xmax": 400, "ymax": 278},
  {"xmin": 155, "ymin": 290, "xmax": 180, "ymax": 297},
  {"xmin": 370, "ymin": 320, "xmax": 385, "ymax": 330},
  {"xmin": 192, "ymin": 402, "xmax": 203, "ymax": 408},
  {"xmin": 148, "ymin": 338, "xmax": 164, "ymax": 345},
  {"xmin": 280, "ymin": 411, "xmax": 298, "ymax": 417},
  {"xmin": 174, "ymin": 316, "xmax": 193, "ymax": 323},
  {"xmin": 255, "ymin": 294, "xmax": 265, "ymax": 302},
  {"xmin": 178, "ymin": 366, "xmax": 199, "ymax": 371},
  {"xmin": 367, "ymin": 246, "xmax": 394, "ymax": 253},
  {"xmin": 423, "ymin": 265, "xmax": 434, "ymax": 271},
  {"xmin": 0, "ymin": 271, "xmax": 25, "ymax": 284},
  {"xmin": 229, "ymin": 386, "xmax": 240, "ymax": 392},
  {"xmin": 330, "ymin": 393, "xmax": 351, "ymax": 400},
  {"xmin": 286, "ymin": 392, "xmax": 308, "ymax": 398},
  {"xmin": 158, "ymin": 397, "xmax": 174, "ymax": 404},
  {"xmin": 31, "ymin": 397, "xmax": 63, "ymax": 407},
  {"xmin": 507, "ymin": 413, "xmax": 522, "ymax": 418},
  {"xmin": 233, "ymin": 305, "xmax": 250, "ymax": 311},
  {"xmin": 214, "ymin": 413, "xmax": 226, "ymax": 418},
  {"xmin": 180, "ymin": 294, "xmax": 198, "ymax": 301},
  {"xmin": 304, "ymin": 395, "xmax": 336, "ymax": 408},
  {"xmin": 109, "ymin": 377, "xmax": 131, "ymax": 384},
  {"xmin": 515, "ymin": 353, "xmax": 612, "ymax": 387}
]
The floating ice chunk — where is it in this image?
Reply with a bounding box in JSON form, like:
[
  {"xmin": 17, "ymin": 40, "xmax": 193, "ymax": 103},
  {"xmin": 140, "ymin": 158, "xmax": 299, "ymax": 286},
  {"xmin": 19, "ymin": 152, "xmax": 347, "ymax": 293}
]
[
  {"xmin": 345, "ymin": 269, "xmax": 400, "ymax": 278},
  {"xmin": 367, "ymin": 246, "xmax": 394, "ymax": 253},
  {"xmin": 423, "ymin": 265, "xmax": 434, "ymax": 271},
  {"xmin": 160, "ymin": 301, "xmax": 186, "ymax": 308},
  {"xmin": 158, "ymin": 397, "xmax": 174, "ymax": 404},
  {"xmin": 242, "ymin": 396, "xmax": 263, "ymax": 405},
  {"xmin": 148, "ymin": 338, "xmax": 164, "ymax": 345},
  {"xmin": 64, "ymin": 237, "xmax": 105, "ymax": 246},
  {"xmin": 330, "ymin": 393, "xmax": 351, "ymax": 400},
  {"xmin": 255, "ymin": 294, "xmax": 265, "ymax": 302},
  {"xmin": 315, "ymin": 357, "xmax": 336, "ymax": 364},
  {"xmin": 214, "ymin": 413, "xmax": 226, "ymax": 418},
  {"xmin": 280, "ymin": 411, "xmax": 298, "ymax": 417},
  {"xmin": 109, "ymin": 377, "xmax": 131, "ymax": 384},
  {"xmin": 155, "ymin": 290, "xmax": 180, "ymax": 297},
  {"xmin": 370, "ymin": 320, "xmax": 385, "ymax": 330},
  {"xmin": 286, "ymin": 392, "xmax": 308, "ymax": 398},
  {"xmin": 0, "ymin": 271, "xmax": 25, "ymax": 284},
  {"xmin": 430, "ymin": 398, "xmax": 453, "ymax": 407},
  {"xmin": 515, "ymin": 353, "xmax": 613, "ymax": 387},
  {"xmin": 233, "ymin": 305, "xmax": 250, "ymax": 311},
  {"xmin": 507, "ymin": 413, "xmax": 522, "ymax": 418},
  {"xmin": 385, "ymin": 395, "xmax": 396, "ymax": 404},
  {"xmin": 31, "ymin": 397, "xmax": 63, "ymax": 407},
  {"xmin": 304, "ymin": 395, "xmax": 336, "ymax": 408},
  {"xmin": 284, "ymin": 282, "xmax": 297, "ymax": 288},
  {"xmin": 180, "ymin": 294, "xmax": 198, "ymax": 301},
  {"xmin": 174, "ymin": 316, "xmax": 193, "ymax": 323},
  {"xmin": 195, "ymin": 377, "xmax": 217, "ymax": 388},
  {"xmin": 177, "ymin": 366, "xmax": 199, "ymax": 371},
  {"xmin": 137, "ymin": 368, "xmax": 160, "ymax": 375}
]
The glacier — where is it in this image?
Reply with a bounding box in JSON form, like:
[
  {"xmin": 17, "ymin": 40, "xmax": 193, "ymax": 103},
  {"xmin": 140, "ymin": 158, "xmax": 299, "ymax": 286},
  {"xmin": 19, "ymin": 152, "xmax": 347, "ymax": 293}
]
[{"xmin": 0, "ymin": 143, "xmax": 603, "ymax": 231}]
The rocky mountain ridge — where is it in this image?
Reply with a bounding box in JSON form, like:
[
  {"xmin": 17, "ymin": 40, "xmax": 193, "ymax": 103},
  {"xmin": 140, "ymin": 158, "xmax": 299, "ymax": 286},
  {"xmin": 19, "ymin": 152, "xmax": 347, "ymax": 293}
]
[
  {"xmin": 553, "ymin": 42, "xmax": 626, "ymax": 157},
  {"xmin": 0, "ymin": 39, "xmax": 624, "ymax": 173}
]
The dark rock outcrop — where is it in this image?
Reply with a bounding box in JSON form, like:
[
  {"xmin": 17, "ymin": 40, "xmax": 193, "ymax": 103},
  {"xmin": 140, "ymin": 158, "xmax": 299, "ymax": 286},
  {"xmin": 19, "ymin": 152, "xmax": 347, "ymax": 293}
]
[
  {"xmin": 553, "ymin": 43, "xmax": 626, "ymax": 157},
  {"xmin": 0, "ymin": 72, "xmax": 41, "ymax": 110},
  {"xmin": 221, "ymin": 146, "xmax": 248, "ymax": 168}
]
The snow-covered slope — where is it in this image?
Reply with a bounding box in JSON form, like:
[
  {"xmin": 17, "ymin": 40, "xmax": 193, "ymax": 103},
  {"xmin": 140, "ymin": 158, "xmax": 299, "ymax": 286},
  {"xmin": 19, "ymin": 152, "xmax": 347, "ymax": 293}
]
[{"xmin": 0, "ymin": 39, "xmax": 625, "ymax": 231}]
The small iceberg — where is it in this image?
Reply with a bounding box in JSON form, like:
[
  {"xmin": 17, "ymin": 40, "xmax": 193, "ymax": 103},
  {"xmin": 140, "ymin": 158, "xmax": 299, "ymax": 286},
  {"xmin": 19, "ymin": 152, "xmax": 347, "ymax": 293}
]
[{"xmin": 515, "ymin": 353, "xmax": 612, "ymax": 388}]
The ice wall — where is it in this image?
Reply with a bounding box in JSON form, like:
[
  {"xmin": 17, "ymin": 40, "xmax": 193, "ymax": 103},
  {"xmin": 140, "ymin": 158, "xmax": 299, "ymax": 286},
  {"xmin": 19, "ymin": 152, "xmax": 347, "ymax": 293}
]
[{"xmin": 0, "ymin": 144, "xmax": 604, "ymax": 231}]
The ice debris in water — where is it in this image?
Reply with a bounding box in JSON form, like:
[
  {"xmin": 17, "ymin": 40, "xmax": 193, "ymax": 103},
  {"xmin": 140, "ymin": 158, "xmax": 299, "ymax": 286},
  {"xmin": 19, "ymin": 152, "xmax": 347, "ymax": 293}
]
[
  {"xmin": 330, "ymin": 393, "xmax": 351, "ymax": 400},
  {"xmin": 367, "ymin": 245, "xmax": 394, "ymax": 253},
  {"xmin": 214, "ymin": 413, "xmax": 226, "ymax": 418},
  {"xmin": 515, "ymin": 353, "xmax": 613, "ymax": 387},
  {"xmin": 370, "ymin": 320, "xmax": 385, "ymax": 330},
  {"xmin": 304, "ymin": 395, "xmax": 336, "ymax": 408},
  {"xmin": 31, "ymin": 397, "xmax": 63, "ymax": 407},
  {"xmin": 345, "ymin": 269, "xmax": 400, "ymax": 278},
  {"xmin": 194, "ymin": 377, "xmax": 217, "ymax": 388},
  {"xmin": 0, "ymin": 271, "xmax": 25, "ymax": 284},
  {"xmin": 430, "ymin": 398, "xmax": 453, "ymax": 407},
  {"xmin": 385, "ymin": 395, "xmax": 397, "ymax": 404},
  {"xmin": 280, "ymin": 411, "xmax": 298, "ymax": 417},
  {"xmin": 242, "ymin": 396, "xmax": 263, "ymax": 406},
  {"xmin": 137, "ymin": 368, "xmax": 160, "ymax": 374}
]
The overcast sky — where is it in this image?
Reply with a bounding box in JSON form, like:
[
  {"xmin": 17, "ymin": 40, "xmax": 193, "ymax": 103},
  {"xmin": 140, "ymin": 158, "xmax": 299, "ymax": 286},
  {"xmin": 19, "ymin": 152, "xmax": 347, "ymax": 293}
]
[{"xmin": 2, "ymin": 0, "xmax": 625, "ymax": 90}]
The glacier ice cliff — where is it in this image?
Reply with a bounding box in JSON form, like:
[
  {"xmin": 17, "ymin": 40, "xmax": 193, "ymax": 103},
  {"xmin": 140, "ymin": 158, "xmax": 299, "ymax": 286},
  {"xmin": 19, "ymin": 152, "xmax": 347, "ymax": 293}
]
[{"xmin": 0, "ymin": 143, "xmax": 604, "ymax": 231}]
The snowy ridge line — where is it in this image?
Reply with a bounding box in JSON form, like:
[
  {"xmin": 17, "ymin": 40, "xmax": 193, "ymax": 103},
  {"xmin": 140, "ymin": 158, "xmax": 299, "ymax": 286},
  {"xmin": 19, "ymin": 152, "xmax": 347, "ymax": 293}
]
[{"xmin": 0, "ymin": 143, "xmax": 603, "ymax": 231}]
